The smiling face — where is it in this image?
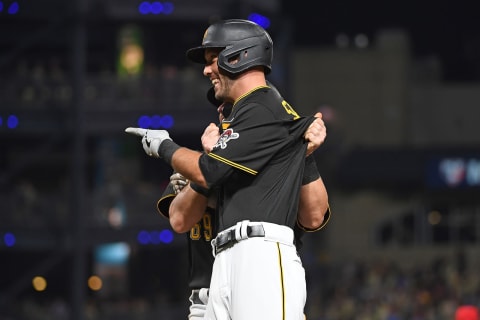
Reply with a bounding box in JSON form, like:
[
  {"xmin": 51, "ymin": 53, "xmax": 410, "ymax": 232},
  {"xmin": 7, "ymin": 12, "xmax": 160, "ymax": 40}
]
[{"xmin": 203, "ymin": 48, "xmax": 237, "ymax": 104}]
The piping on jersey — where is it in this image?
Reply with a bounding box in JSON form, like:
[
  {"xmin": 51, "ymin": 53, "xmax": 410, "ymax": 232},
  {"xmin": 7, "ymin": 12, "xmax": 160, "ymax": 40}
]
[
  {"xmin": 207, "ymin": 153, "xmax": 258, "ymax": 175},
  {"xmin": 232, "ymin": 85, "xmax": 270, "ymax": 107},
  {"xmin": 277, "ymin": 242, "xmax": 286, "ymax": 320}
]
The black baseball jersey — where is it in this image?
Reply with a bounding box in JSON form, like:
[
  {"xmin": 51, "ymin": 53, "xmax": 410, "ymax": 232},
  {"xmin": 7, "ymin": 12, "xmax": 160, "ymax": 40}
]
[
  {"xmin": 157, "ymin": 183, "xmax": 216, "ymax": 289},
  {"xmin": 198, "ymin": 86, "xmax": 315, "ymax": 232}
]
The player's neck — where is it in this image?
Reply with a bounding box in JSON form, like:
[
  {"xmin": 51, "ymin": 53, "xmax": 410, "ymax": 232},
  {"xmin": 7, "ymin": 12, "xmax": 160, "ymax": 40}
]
[{"xmin": 230, "ymin": 69, "xmax": 267, "ymax": 101}]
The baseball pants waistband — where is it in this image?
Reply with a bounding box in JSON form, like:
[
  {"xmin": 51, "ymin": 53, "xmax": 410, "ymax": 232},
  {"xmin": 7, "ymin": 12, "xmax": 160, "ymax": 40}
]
[{"xmin": 211, "ymin": 220, "xmax": 294, "ymax": 256}]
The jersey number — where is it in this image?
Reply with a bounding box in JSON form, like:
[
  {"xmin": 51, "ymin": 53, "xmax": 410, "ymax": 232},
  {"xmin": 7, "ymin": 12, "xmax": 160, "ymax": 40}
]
[
  {"xmin": 282, "ymin": 100, "xmax": 300, "ymax": 120},
  {"xmin": 190, "ymin": 213, "xmax": 212, "ymax": 241}
]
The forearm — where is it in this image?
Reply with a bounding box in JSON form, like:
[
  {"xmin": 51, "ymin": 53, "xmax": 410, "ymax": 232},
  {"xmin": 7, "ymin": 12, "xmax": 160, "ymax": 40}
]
[
  {"xmin": 169, "ymin": 184, "xmax": 208, "ymax": 233},
  {"xmin": 297, "ymin": 177, "xmax": 329, "ymax": 230},
  {"xmin": 169, "ymin": 147, "xmax": 208, "ymax": 188}
]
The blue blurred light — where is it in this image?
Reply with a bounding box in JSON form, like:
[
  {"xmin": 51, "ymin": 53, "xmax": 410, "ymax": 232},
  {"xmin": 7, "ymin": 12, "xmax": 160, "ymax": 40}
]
[
  {"xmin": 8, "ymin": 1, "xmax": 19, "ymax": 14},
  {"xmin": 95, "ymin": 242, "xmax": 130, "ymax": 265},
  {"xmin": 160, "ymin": 229, "xmax": 173, "ymax": 243},
  {"xmin": 138, "ymin": 1, "xmax": 150, "ymax": 14},
  {"xmin": 137, "ymin": 114, "xmax": 174, "ymax": 129},
  {"xmin": 136, "ymin": 230, "xmax": 173, "ymax": 245},
  {"xmin": 0, "ymin": 116, "xmax": 3, "ymax": 126},
  {"xmin": 149, "ymin": 231, "xmax": 161, "ymax": 244},
  {"xmin": 0, "ymin": 2, "xmax": 4, "ymax": 12},
  {"xmin": 160, "ymin": 114, "xmax": 174, "ymax": 128},
  {"xmin": 248, "ymin": 13, "xmax": 270, "ymax": 29},
  {"xmin": 151, "ymin": 1, "xmax": 163, "ymax": 14},
  {"xmin": 162, "ymin": 2, "xmax": 174, "ymax": 14},
  {"xmin": 150, "ymin": 114, "xmax": 162, "ymax": 128},
  {"xmin": 7, "ymin": 115, "xmax": 18, "ymax": 129},
  {"xmin": 4, "ymin": 232, "xmax": 16, "ymax": 247},
  {"xmin": 138, "ymin": 115, "xmax": 151, "ymax": 128},
  {"xmin": 137, "ymin": 230, "xmax": 150, "ymax": 245}
]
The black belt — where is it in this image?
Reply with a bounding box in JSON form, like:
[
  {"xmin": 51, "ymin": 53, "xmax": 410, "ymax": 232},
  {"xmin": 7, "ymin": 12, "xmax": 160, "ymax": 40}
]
[{"xmin": 214, "ymin": 225, "xmax": 265, "ymax": 254}]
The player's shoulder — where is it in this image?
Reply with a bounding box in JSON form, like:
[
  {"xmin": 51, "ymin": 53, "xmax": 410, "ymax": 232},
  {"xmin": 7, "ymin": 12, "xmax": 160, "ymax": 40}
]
[
  {"xmin": 246, "ymin": 86, "xmax": 281, "ymax": 105},
  {"xmin": 234, "ymin": 87, "xmax": 286, "ymax": 119}
]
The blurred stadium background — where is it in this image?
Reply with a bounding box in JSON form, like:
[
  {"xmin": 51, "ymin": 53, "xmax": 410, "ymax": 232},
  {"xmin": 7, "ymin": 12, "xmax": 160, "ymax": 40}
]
[{"xmin": 1, "ymin": 0, "xmax": 479, "ymax": 319}]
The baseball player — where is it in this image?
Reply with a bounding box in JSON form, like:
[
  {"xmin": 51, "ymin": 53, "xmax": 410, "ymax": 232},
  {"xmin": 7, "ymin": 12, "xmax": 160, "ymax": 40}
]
[
  {"xmin": 157, "ymin": 87, "xmax": 330, "ymax": 319},
  {"xmin": 155, "ymin": 89, "xmax": 228, "ymax": 320},
  {"xmin": 157, "ymin": 172, "xmax": 214, "ymax": 320},
  {"xmin": 126, "ymin": 19, "xmax": 327, "ymax": 320}
]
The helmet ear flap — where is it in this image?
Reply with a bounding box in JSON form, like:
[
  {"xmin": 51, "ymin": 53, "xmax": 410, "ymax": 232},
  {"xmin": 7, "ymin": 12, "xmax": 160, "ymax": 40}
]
[
  {"xmin": 218, "ymin": 41, "xmax": 272, "ymax": 75},
  {"xmin": 217, "ymin": 45, "xmax": 248, "ymax": 74}
]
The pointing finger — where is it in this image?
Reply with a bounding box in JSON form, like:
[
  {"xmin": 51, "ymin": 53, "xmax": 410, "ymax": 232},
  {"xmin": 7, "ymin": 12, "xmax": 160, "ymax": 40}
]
[{"xmin": 125, "ymin": 127, "xmax": 147, "ymax": 136}]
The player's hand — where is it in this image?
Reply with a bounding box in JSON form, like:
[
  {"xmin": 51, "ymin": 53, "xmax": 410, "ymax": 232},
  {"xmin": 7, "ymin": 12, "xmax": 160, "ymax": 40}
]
[
  {"xmin": 305, "ymin": 112, "xmax": 327, "ymax": 157},
  {"xmin": 125, "ymin": 127, "xmax": 172, "ymax": 158},
  {"xmin": 201, "ymin": 123, "xmax": 220, "ymax": 153},
  {"xmin": 170, "ymin": 172, "xmax": 189, "ymax": 194}
]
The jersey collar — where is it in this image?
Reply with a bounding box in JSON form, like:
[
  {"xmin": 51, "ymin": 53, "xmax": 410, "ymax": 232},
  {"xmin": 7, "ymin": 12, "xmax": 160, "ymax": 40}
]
[{"xmin": 233, "ymin": 85, "xmax": 270, "ymax": 107}]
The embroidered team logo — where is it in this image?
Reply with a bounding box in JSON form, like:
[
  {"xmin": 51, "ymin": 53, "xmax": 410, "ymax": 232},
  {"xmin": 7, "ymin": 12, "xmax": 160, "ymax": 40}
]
[{"xmin": 214, "ymin": 128, "xmax": 239, "ymax": 149}]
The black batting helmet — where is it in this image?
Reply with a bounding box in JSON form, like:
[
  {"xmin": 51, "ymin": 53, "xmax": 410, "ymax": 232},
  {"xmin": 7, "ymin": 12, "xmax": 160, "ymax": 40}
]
[{"xmin": 186, "ymin": 19, "xmax": 273, "ymax": 75}]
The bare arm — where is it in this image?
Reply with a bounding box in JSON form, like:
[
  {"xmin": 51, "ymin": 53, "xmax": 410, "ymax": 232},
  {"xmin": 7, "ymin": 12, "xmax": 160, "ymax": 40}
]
[
  {"xmin": 165, "ymin": 122, "xmax": 221, "ymax": 232},
  {"xmin": 297, "ymin": 111, "xmax": 330, "ymax": 230},
  {"xmin": 169, "ymin": 121, "xmax": 220, "ymax": 189},
  {"xmin": 298, "ymin": 177, "xmax": 329, "ymax": 230},
  {"xmin": 169, "ymin": 183, "xmax": 208, "ymax": 233},
  {"xmin": 170, "ymin": 148, "xmax": 208, "ymax": 188}
]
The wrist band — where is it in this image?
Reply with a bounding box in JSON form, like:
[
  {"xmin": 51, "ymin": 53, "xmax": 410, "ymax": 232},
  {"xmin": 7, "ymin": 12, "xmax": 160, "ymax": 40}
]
[
  {"xmin": 190, "ymin": 182, "xmax": 211, "ymax": 197},
  {"xmin": 302, "ymin": 155, "xmax": 320, "ymax": 185},
  {"xmin": 159, "ymin": 139, "xmax": 180, "ymax": 165}
]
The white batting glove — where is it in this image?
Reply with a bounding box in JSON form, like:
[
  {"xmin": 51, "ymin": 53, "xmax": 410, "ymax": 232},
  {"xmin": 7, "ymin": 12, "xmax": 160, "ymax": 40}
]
[
  {"xmin": 125, "ymin": 127, "xmax": 172, "ymax": 158},
  {"xmin": 170, "ymin": 172, "xmax": 189, "ymax": 194}
]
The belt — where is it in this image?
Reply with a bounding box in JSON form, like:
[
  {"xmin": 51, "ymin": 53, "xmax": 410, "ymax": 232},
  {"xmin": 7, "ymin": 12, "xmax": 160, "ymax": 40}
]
[{"xmin": 212, "ymin": 223, "xmax": 265, "ymax": 255}]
